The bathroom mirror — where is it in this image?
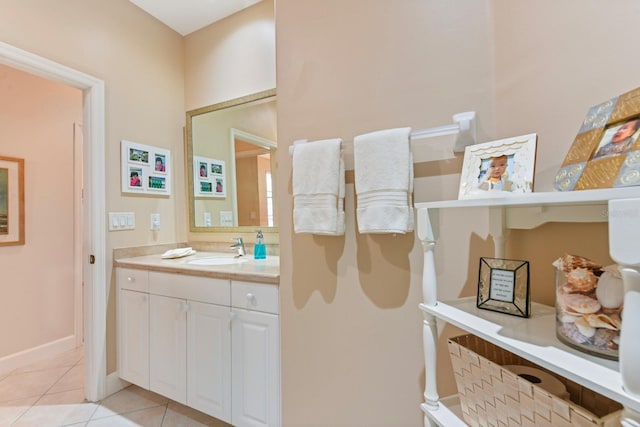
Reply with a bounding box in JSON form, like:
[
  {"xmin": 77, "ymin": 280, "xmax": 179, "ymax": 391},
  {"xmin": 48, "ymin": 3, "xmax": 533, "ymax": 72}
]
[{"xmin": 186, "ymin": 89, "xmax": 278, "ymax": 233}]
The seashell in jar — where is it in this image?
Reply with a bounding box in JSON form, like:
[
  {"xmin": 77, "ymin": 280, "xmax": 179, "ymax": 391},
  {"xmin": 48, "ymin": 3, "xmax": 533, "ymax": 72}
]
[
  {"xmin": 559, "ymin": 313, "xmax": 580, "ymax": 323},
  {"xmin": 596, "ymin": 269, "xmax": 624, "ymax": 309},
  {"xmin": 575, "ymin": 317, "xmax": 596, "ymax": 338},
  {"xmin": 561, "ymin": 293, "xmax": 601, "ymax": 314},
  {"xmin": 584, "ymin": 313, "xmax": 621, "ymax": 331},
  {"xmin": 601, "ymin": 264, "xmax": 622, "ymax": 278},
  {"xmin": 565, "ymin": 268, "xmax": 598, "ymax": 293},
  {"xmin": 552, "ymin": 254, "xmax": 602, "ymax": 273}
]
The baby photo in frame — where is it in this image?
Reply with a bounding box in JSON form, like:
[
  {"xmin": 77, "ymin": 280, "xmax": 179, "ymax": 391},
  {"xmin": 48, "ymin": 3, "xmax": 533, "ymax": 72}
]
[{"xmin": 458, "ymin": 133, "xmax": 537, "ymax": 199}]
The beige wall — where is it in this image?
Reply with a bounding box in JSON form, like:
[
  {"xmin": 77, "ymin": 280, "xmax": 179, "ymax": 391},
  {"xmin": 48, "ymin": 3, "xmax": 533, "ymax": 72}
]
[
  {"xmin": 0, "ymin": 0, "xmax": 185, "ymax": 372},
  {"xmin": 184, "ymin": 0, "xmax": 276, "ymax": 111},
  {"xmin": 494, "ymin": 0, "xmax": 640, "ymax": 303},
  {"xmin": 277, "ymin": 1, "xmax": 640, "ymax": 425},
  {"xmin": 0, "ymin": 64, "xmax": 82, "ymax": 358},
  {"xmin": 276, "ymin": 1, "xmax": 495, "ymax": 425}
]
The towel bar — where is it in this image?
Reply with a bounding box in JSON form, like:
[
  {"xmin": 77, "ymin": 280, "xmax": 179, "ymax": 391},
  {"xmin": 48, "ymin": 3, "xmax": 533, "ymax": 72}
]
[{"xmin": 288, "ymin": 111, "xmax": 476, "ymax": 157}]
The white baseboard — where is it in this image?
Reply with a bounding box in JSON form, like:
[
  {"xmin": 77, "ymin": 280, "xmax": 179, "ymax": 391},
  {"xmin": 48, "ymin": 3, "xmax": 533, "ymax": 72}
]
[
  {"xmin": 0, "ymin": 335, "xmax": 77, "ymax": 376},
  {"xmin": 105, "ymin": 372, "xmax": 131, "ymax": 397}
]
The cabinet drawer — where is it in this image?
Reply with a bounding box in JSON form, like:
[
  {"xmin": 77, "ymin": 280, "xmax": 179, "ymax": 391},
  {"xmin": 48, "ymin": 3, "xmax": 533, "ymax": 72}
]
[
  {"xmin": 232, "ymin": 281, "xmax": 279, "ymax": 314},
  {"xmin": 117, "ymin": 268, "xmax": 149, "ymax": 293},
  {"xmin": 149, "ymin": 271, "xmax": 230, "ymax": 306}
]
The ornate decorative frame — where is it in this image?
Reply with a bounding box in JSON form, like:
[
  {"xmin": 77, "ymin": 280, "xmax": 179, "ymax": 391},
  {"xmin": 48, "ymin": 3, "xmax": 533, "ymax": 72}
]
[{"xmin": 555, "ymin": 87, "xmax": 640, "ymax": 191}]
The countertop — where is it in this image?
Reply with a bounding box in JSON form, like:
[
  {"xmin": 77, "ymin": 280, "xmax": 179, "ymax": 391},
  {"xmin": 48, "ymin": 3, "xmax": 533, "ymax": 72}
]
[{"xmin": 114, "ymin": 251, "xmax": 280, "ymax": 285}]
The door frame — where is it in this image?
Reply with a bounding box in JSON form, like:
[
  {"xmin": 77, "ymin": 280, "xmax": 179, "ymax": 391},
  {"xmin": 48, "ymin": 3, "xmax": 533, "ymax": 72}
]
[{"xmin": 0, "ymin": 41, "xmax": 106, "ymax": 401}]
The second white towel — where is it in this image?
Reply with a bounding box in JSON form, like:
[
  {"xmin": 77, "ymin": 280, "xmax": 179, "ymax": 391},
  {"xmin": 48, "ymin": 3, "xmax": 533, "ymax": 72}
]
[
  {"xmin": 292, "ymin": 138, "xmax": 345, "ymax": 235},
  {"xmin": 354, "ymin": 127, "xmax": 414, "ymax": 234}
]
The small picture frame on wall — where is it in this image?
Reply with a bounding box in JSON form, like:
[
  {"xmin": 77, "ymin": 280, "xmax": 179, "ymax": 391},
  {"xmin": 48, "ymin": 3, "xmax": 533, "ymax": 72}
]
[
  {"xmin": 477, "ymin": 257, "xmax": 530, "ymax": 318},
  {"xmin": 0, "ymin": 156, "xmax": 25, "ymax": 246},
  {"xmin": 121, "ymin": 140, "xmax": 171, "ymax": 195},
  {"xmin": 555, "ymin": 86, "xmax": 640, "ymax": 191},
  {"xmin": 458, "ymin": 133, "xmax": 537, "ymax": 199}
]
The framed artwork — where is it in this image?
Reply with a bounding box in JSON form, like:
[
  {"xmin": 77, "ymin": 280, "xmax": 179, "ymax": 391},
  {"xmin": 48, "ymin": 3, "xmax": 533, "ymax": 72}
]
[
  {"xmin": 194, "ymin": 155, "xmax": 226, "ymax": 198},
  {"xmin": 458, "ymin": 133, "xmax": 537, "ymax": 199},
  {"xmin": 121, "ymin": 140, "xmax": 171, "ymax": 195},
  {"xmin": 477, "ymin": 257, "xmax": 530, "ymax": 318},
  {"xmin": 0, "ymin": 156, "xmax": 25, "ymax": 246},
  {"xmin": 555, "ymin": 86, "xmax": 640, "ymax": 190}
]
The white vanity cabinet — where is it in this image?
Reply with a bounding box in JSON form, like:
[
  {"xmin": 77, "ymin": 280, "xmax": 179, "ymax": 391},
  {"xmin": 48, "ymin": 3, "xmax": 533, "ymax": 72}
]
[
  {"xmin": 231, "ymin": 280, "xmax": 280, "ymax": 427},
  {"xmin": 414, "ymin": 188, "xmax": 640, "ymax": 427},
  {"xmin": 148, "ymin": 271, "xmax": 231, "ymax": 422},
  {"xmin": 117, "ymin": 268, "xmax": 150, "ymax": 389},
  {"xmin": 116, "ymin": 267, "xmax": 280, "ymax": 427},
  {"xmin": 149, "ymin": 293, "xmax": 188, "ymax": 404}
]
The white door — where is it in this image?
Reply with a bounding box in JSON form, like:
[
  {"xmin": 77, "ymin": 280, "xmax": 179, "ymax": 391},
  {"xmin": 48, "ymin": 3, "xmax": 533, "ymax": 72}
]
[
  {"xmin": 117, "ymin": 289, "xmax": 149, "ymax": 388},
  {"xmin": 231, "ymin": 308, "xmax": 280, "ymax": 427},
  {"xmin": 187, "ymin": 301, "xmax": 231, "ymax": 422},
  {"xmin": 150, "ymin": 294, "xmax": 187, "ymax": 403}
]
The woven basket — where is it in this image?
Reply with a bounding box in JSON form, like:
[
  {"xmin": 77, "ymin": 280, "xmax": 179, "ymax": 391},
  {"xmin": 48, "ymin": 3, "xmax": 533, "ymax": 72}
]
[{"xmin": 448, "ymin": 334, "xmax": 622, "ymax": 427}]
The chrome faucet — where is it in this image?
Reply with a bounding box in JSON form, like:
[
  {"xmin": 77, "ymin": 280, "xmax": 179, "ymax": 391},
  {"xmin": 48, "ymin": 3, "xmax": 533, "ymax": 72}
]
[{"xmin": 230, "ymin": 237, "xmax": 246, "ymax": 257}]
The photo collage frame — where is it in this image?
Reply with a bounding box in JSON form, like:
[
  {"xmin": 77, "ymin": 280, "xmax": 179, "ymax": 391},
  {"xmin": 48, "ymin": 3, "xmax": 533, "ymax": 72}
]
[
  {"xmin": 193, "ymin": 155, "xmax": 226, "ymax": 198},
  {"xmin": 121, "ymin": 140, "xmax": 171, "ymax": 195}
]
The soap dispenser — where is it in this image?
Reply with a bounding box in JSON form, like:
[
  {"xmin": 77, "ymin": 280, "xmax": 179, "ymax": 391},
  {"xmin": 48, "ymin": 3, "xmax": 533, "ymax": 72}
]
[{"xmin": 254, "ymin": 229, "xmax": 266, "ymax": 259}]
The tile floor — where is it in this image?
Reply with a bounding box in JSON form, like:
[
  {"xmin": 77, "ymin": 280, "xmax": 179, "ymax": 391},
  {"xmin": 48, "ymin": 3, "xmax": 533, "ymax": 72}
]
[{"xmin": 0, "ymin": 347, "xmax": 231, "ymax": 427}]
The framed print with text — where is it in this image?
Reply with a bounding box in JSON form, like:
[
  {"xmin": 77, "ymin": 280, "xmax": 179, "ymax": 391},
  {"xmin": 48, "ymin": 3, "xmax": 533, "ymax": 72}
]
[{"xmin": 477, "ymin": 257, "xmax": 530, "ymax": 318}]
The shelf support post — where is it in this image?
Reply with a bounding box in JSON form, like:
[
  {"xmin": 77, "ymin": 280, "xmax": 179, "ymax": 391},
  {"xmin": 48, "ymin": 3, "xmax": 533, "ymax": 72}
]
[
  {"xmin": 609, "ymin": 198, "xmax": 640, "ymax": 427},
  {"xmin": 488, "ymin": 206, "xmax": 508, "ymax": 258},
  {"xmin": 417, "ymin": 208, "xmax": 440, "ymax": 425}
]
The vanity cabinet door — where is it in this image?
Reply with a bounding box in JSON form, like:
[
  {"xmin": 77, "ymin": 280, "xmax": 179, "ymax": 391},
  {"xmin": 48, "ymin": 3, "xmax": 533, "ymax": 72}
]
[
  {"xmin": 150, "ymin": 294, "xmax": 187, "ymax": 404},
  {"xmin": 118, "ymin": 289, "xmax": 149, "ymax": 388},
  {"xmin": 231, "ymin": 308, "xmax": 280, "ymax": 427},
  {"xmin": 187, "ymin": 301, "xmax": 231, "ymax": 423}
]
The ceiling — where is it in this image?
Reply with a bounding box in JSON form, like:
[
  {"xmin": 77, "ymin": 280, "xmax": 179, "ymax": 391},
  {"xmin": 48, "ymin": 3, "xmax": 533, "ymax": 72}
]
[{"xmin": 128, "ymin": 0, "xmax": 263, "ymax": 36}]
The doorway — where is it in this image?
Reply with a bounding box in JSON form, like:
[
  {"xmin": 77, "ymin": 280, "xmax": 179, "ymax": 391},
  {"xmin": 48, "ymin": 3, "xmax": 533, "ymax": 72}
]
[{"xmin": 0, "ymin": 42, "xmax": 107, "ymax": 401}]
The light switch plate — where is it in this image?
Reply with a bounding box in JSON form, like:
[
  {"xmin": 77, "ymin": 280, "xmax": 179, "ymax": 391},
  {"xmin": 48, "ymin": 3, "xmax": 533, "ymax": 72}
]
[
  {"xmin": 220, "ymin": 211, "xmax": 233, "ymax": 227},
  {"xmin": 108, "ymin": 212, "xmax": 135, "ymax": 231},
  {"xmin": 203, "ymin": 212, "xmax": 212, "ymax": 227}
]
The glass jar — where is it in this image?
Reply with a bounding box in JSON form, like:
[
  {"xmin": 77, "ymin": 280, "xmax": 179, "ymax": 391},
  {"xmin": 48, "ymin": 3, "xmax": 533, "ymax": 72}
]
[{"xmin": 555, "ymin": 266, "xmax": 622, "ymax": 361}]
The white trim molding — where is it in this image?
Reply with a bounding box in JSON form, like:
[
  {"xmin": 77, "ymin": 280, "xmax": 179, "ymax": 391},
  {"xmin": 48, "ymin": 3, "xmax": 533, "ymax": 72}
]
[{"xmin": 0, "ymin": 335, "xmax": 76, "ymax": 376}]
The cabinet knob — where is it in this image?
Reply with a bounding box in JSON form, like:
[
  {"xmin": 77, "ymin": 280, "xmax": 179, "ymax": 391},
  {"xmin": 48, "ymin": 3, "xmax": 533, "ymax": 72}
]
[
  {"xmin": 246, "ymin": 293, "xmax": 256, "ymax": 305},
  {"xmin": 127, "ymin": 277, "xmax": 135, "ymax": 282}
]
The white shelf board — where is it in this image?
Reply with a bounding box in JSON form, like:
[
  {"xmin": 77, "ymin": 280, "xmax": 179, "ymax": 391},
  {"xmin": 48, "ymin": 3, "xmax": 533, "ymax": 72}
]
[
  {"xmin": 420, "ymin": 297, "xmax": 640, "ymax": 412},
  {"xmin": 415, "ymin": 186, "xmax": 640, "ymax": 210},
  {"xmin": 421, "ymin": 397, "xmax": 466, "ymax": 427}
]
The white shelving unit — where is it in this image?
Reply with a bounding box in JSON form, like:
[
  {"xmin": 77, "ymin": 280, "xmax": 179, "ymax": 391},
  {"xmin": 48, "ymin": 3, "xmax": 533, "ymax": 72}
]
[{"xmin": 415, "ymin": 188, "xmax": 640, "ymax": 427}]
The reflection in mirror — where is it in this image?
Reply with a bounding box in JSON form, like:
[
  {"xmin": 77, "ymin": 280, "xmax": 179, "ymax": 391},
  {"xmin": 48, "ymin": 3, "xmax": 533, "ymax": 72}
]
[{"xmin": 186, "ymin": 89, "xmax": 277, "ymax": 233}]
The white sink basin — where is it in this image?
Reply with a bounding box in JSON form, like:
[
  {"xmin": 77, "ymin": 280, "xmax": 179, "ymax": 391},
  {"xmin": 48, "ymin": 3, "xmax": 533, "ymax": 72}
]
[{"xmin": 187, "ymin": 257, "xmax": 249, "ymax": 266}]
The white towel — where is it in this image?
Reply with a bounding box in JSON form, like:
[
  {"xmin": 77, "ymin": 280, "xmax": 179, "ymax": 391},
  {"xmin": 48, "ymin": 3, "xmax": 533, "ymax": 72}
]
[
  {"xmin": 292, "ymin": 138, "xmax": 345, "ymax": 235},
  {"xmin": 354, "ymin": 127, "xmax": 414, "ymax": 234}
]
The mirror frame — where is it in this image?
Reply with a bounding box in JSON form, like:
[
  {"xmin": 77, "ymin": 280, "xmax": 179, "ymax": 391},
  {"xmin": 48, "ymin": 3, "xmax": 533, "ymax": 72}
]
[{"xmin": 186, "ymin": 88, "xmax": 278, "ymax": 233}]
